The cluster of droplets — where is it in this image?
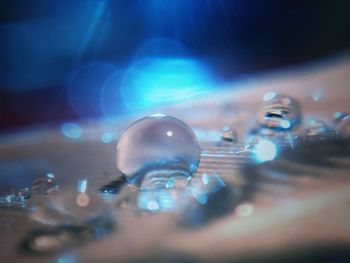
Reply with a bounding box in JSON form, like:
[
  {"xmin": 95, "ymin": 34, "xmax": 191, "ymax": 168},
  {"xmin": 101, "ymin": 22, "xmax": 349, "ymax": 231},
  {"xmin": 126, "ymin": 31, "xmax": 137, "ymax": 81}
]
[
  {"xmin": 1, "ymin": 173, "xmax": 59, "ymax": 206},
  {"xmin": 24, "ymin": 180, "xmax": 114, "ymax": 253}
]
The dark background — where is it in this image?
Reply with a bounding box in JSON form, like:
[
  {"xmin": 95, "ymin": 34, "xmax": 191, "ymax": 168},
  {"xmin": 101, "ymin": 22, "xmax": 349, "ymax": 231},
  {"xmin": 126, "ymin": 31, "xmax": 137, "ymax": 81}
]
[{"xmin": 1, "ymin": 0, "xmax": 350, "ymax": 131}]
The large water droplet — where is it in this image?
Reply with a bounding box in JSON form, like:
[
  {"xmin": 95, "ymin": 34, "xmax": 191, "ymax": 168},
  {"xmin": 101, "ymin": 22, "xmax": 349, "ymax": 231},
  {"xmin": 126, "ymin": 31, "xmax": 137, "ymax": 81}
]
[
  {"xmin": 30, "ymin": 188, "xmax": 112, "ymax": 227},
  {"xmin": 257, "ymin": 94, "xmax": 301, "ymax": 130},
  {"xmin": 116, "ymin": 114, "xmax": 201, "ymax": 187}
]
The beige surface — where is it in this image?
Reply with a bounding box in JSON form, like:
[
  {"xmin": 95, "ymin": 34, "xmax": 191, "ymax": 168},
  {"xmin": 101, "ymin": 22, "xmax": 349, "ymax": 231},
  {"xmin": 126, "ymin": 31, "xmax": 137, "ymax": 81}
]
[{"xmin": 0, "ymin": 54, "xmax": 350, "ymax": 263}]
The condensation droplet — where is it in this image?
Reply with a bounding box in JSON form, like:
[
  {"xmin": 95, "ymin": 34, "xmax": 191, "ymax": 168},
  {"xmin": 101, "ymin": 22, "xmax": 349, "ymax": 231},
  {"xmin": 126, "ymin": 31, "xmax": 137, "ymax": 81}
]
[
  {"xmin": 32, "ymin": 173, "xmax": 59, "ymax": 196},
  {"xmin": 306, "ymin": 119, "xmax": 331, "ymax": 136},
  {"xmin": 337, "ymin": 115, "xmax": 350, "ymax": 137},
  {"xmin": 257, "ymin": 94, "xmax": 301, "ymax": 130},
  {"xmin": 221, "ymin": 125, "xmax": 237, "ymax": 142}
]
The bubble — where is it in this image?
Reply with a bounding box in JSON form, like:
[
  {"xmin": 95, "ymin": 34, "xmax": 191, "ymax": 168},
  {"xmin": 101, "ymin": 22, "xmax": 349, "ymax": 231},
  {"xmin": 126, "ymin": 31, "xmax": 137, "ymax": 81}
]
[
  {"xmin": 30, "ymin": 188, "xmax": 111, "ymax": 227},
  {"xmin": 116, "ymin": 114, "xmax": 201, "ymax": 187},
  {"xmin": 221, "ymin": 125, "xmax": 237, "ymax": 142},
  {"xmin": 257, "ymin": 94, "xmax": 301, "ymax": 130}
]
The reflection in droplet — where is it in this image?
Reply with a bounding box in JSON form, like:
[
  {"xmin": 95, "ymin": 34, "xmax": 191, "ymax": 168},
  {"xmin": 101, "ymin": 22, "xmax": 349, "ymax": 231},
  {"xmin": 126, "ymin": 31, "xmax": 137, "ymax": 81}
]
[
  {"xmin": 257, "ymin": 94, "xmax": 301, "ymax": 130},
  {"xmin": 116, "ymin": 115, "xmax": 201, "ymax": 187},
  {"xmin": 333, "ymin": 111, "xmax": 346, "ymax": 123},
  {"xmin": 221, "ymin": 125, "xmax": 237, "ymax": 142}
]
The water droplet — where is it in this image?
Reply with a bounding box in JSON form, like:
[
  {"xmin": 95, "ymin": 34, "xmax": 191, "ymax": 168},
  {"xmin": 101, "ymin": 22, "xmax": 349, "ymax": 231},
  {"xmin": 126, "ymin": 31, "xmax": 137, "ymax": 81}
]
[
  {"xmin": 5, "ymin": 188, "xmax": 31, "ymax": 203},
  {"xmin": 338, "ymin": 115, "xmax": 350, "ymax": 137},
  {"xmin": 306, "ymin": 119, "xmax": 330, "ymax": 136},
  {"xmin": 257, "ymin": 94, "xmax": 301, "ymax": 130},
  {"xmin": 333, "ymin": 111, "xmax": 346, "ymax": 123},
  {"xmin": 31, "ymin": 173, "xmax": 59, "ymax": 196},
  {"xmin": 221, "ymin": 125, "xmax": 237, "ymax": 142},
  {"xmin": 30, "ymin": 188, "xmax": 112, "ymax": 227},
  {"xmin": 311, "ymin": 90, "xmax": 322, "ymax": 101},
  {"xmin": 116, "ymin": 114, "xmax": 201, "ymax": 187}
]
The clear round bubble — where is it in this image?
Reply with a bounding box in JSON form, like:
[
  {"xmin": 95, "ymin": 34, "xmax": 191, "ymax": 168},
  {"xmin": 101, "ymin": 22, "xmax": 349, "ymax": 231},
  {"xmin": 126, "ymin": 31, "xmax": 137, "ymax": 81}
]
[
  {"xmin": 116, "ymin": 114, "xmax": 201, "ymax": 186},
  {"xmin": 257, "ymin": 93, "xmax": 301, "ymax": 130}
]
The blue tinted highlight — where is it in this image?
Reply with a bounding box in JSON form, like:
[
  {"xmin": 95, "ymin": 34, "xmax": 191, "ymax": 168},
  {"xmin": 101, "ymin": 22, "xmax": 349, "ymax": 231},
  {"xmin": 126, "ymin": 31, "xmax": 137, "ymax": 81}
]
[
  {"xmin": 121, "ymin": 58, "xmax": 213, "ymax": 111},
  {"xmin": 61, "ymin": 123, "xmax": 82, "ymax": 139},
  {"xmin": 77, "ymin": 179, "xmax": 88, "ymax": 193},
  {"xmin": 101, "ymin": 132, "xmax": 114, "ymax": 143},
  {"xmin": 280, "ymin": 119, "xmax": 291, "ymax": 129}
]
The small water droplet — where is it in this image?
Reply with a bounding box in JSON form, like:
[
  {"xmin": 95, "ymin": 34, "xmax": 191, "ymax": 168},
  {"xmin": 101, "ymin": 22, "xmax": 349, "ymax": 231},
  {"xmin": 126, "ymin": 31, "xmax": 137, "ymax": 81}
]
[
  {"xmin": 306, "ymin": 119, "xmax": 331, "ymax": 136},
  {"xmin": 221, "ymin": 125, "xmax": 237, "ymax": 142},
  {"xmin": 116, "ymin": 114, "xmax": 201, "ymax": 187},
  {"xmin": 333, "ymin": 112, "xmax": 347, "ymax": 123},
  {"xmin": 30, "ymin": 188, "xmax": 112, "ymax": 227},
  {"xmin": 311, "ymin": 90, "xmax": 322, "ymax": 101},
  {"xmin": 257, "ymin": 94, "xmax": 301, "ymax": 130},
  {"xmin": 32, "ymin": 173, "xmax": 59, "ymax": 196},
  {"xmin": 337, "ymin": 115, "xmax": 350, "ymax": 137}
]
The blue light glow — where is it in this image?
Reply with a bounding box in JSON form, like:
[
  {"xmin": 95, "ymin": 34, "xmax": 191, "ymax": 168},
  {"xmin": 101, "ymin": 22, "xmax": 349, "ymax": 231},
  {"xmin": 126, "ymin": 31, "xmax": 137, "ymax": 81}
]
[
  {"xmin": 120, "ymin": 58, "xmax": 213, "ymax": 111},
  {"xmin": 280, "ymin": 119, "xmax": 291, "ymax": 129},
  {"xmin": 61, "ymin": 123, "xmax": 82, "ymax": 139},
  {"xmin": 254, "ymin": 139, "xmax": 277, "ymax": 162}
]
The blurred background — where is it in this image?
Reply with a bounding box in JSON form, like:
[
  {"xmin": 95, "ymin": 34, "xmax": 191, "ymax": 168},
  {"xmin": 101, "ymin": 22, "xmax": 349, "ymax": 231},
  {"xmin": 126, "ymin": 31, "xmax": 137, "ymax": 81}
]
[{"xmin": 1, "ymin": 0, "xmax": 350, "ymax": 131}]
